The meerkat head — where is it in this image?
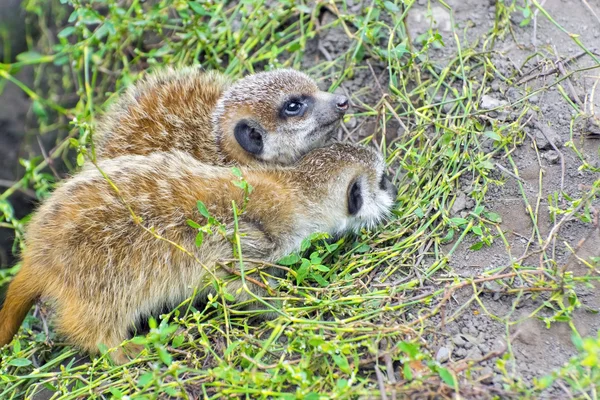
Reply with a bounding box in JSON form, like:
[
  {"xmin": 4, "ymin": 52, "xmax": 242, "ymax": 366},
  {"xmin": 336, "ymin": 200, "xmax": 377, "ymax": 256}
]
[
  {"xmin": 213, "ymin": 69, "xmax": 349, "ymax": 165},
  {"xmin": 295, "ymin": 142, "xmax": 398, "ymax": 235}
]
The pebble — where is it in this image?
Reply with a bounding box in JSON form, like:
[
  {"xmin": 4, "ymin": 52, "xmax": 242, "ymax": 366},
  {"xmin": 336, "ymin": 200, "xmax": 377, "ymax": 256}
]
[
  {"xmin": 480, "ymin": 367, "xmax": 494, "ymax": 384},
  {"xmin": 436, "ymin": 346, "xmax": 450, "ymax": 363},
  {"xmin": 534, "ymin": 124, "xmax": 562, "ymax": 150},
  {"xmin": 543, "ymin": 150, "xmax": 560, "ymax": 164},
  {"xmin": 451, "ymin": 191, "xmax": 467, "ymax": 215},
  {"xmin": 529, "ymin": 95, "xmax": 539, "ymax": 104},
  {"xmin": 452, "ymin": 334, "xmax": 467, "ymax": 347},
  {"xmin": 480, "ymin": 94, "xmax": 508, "ymax": 110},
  {"xmin": 345, "ymin": 117, "xmax": 358, "ymax": 129}
]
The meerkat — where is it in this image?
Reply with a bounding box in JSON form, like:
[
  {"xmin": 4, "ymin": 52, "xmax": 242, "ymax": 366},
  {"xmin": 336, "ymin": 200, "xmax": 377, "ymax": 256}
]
[
  {"xmin": 95, "ymin": 67, "xmax": 349, "ymax": 166},
  {"xmin": 0, "ymin": 143, "xmax": 396, "ymax": 364}
]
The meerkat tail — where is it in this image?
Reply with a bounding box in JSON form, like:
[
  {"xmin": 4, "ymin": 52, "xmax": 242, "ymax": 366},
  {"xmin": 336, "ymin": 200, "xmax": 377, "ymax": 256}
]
[{"xmin": 0, "ymin": 264, "xmax": 39, "ymax": 346}]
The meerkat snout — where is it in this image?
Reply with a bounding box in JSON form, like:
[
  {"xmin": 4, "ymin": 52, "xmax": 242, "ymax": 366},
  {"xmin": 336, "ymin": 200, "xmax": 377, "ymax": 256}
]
[{"xmin": 214, "ymin": 69, "xmax": 349, "ymax": 165}]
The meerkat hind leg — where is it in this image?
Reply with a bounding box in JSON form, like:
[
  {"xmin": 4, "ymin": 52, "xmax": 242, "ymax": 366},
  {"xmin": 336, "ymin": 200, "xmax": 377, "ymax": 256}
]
[{"xmin": 56, "ymin": 303, "xmax": 139, "ymax": 364}]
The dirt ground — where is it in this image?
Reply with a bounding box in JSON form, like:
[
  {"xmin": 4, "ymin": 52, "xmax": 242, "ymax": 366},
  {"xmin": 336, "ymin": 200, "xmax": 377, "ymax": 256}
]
[
  {"xmin": 0, "ymin": 0, "xmax": 599, "ymax": 397},
  {"xmin": 313, "ymin": 0, "xmax": 600, "ymax": 395}
]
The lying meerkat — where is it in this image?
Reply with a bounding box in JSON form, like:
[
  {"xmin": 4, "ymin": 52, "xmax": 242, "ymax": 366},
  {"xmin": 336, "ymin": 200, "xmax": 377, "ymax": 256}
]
[
  {"xmin": 95, "ymin": 67, "xmax": 349, "ymax": 165},
  {"xmin": 0, "ymin": 143, "xmax": 396, "ymax": 364}
]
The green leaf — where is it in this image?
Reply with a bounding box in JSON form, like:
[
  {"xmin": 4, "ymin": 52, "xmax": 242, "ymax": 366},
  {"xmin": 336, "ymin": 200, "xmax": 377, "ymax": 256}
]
[
  {"xmin": 470, "ymin": 241, "xmax": 484, "ymax": 251},
  {"xmin": 278, "ymin": 253, "xmax": 301, "ymax": 266},
  {"xmin": 7, "ymin": 358, "xmax": 31, "ymax": 367},
  {"xmin": 222, "ymin": 291, "xmax": 235, "ymax": 302},
  {"xmin": 481, "ymin": 160, "xmax": 495, "ymax": 170},
  {"xmin": 484, "ymin": 212, "xmax": 502, "ymax": 223},
  {"xmin": 332, "ymin": 353, "xmax": 351, "ymax": 373},
  {"xmin": 438, "ymin": 367, "xmax": 456, "ymax": 387},
  {"xmin": 32, "ymin": 100, "xmax": 47, "ymax": 121},
  {"xmin": 441, "ymin": 229, "xmax": 455, "ymax": 244},
  {"xmin": 58, "ymin": 26, "xmax": 75, "ymax": 38},
  {"xmin": 231, "ymin": 167, "xmax": 242, "ymax": 178},
  {"xmin": 195, "ymin": 231, "xmax": 204, "ymax": 247},
  {"xmin": 296, "ymin": 4, "xmax": 311, "ymax": 13},
  {"xmin": 16, "ymin": 51, "xmax": 44, "ymax": 62},
  {"xmin": 312, "ymin": 273, "xmax": 329, "ymax": 287},
  {"xmin": 186, "ymin": 219, "xmax": 201, "ymax": 229},
  {"xmin": 296, "ymin": 259, "xmax": 310, "ymax": 284},
  {"xmin": 172, "ymin": 334, "xmax": 184, "ymax": 348},
  {"xmin": 109, "ymin": 387, "xmax": 123, "ymax": 399},
  {"xmin": 398, "ymin": 341, "xmax": 419, "ymax": 358},
  {"xmin": 383, "ymin": 1, "xmax": 400, "ymax": 13},
  {"xmin": 196, "ymin": 201, "xmax": 210, "ymax": 218},
  {"xmin": 403, "ymin": 362, "xmax": 413, "ymax": 380},
  {"xmin": 449, "ymin": 217, "xmax": 468, "ymax": 226},
  {"xmin": 157, "ymin": 346, "xmax": 173, "ymax": 365},
  {"xmin": 472, "ymin": 226, "xmax": 482, "ymax": 236},
  {"xmin": 76, "ymin": 153, "xmax": 85, "ymax": 166},
  {"xmin": 354, "ymin": 243, "xmax": 371, "ymax": 253},
  {"xmin": 189, "ymin": 1, "xmax": 210, "ymax": 15},
  {"xmin": 313, "ymin": 264, "xmax": 330, "ymax": 272},
  {"xmin": 137, "ymin": 372, "xmax": 154, "ymax": 387},
  {"xmin": 484, "ymin": 130, "xmax": 501, "ymax": 141}
]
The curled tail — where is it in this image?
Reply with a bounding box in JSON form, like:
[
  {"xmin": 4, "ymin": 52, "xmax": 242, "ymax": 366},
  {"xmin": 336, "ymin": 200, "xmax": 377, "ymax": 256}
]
[{"xmin": 0, "ymin": 264, "xmax": 39, "ymax": 346}]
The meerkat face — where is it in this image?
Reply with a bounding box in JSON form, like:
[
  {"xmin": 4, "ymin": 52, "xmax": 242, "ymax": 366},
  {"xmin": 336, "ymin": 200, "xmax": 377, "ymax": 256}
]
[
  {"xmin": 214, "ymin": 69, "xmax": 349, "ymax": 165},
  {"xmin": 345, "ymin": 168, "xmax": 398, "ymax": 232},
  {"xmin": 297, "ymin": 143, "xmax": 398, "ymax": 235}
]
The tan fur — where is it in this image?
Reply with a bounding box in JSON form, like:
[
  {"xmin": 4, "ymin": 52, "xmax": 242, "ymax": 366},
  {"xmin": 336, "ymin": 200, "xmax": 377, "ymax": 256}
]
[
  {"xmin": 95, "ymin": 67, "xmax": 347, "ymax": 166},
  {"xmin": 0, "ymin": 143, "xmax": 395, "ymax": 363}
]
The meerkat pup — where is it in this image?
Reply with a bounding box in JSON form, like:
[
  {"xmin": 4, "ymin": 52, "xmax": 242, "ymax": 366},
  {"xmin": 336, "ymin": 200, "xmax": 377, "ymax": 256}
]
[
  {"xmin": 0, "ymin": 143, "xmax": 396, "ymax": 364},
  {"xmin": 95, "ymin": 67, "xmax": 349, "ymax": 165}
]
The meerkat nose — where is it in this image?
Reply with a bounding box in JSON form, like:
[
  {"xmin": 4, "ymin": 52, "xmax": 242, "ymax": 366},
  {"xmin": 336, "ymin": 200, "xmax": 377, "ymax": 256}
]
[{"xmin": 335, "ymin": 96, "xmax": 349, "ymax": 113}]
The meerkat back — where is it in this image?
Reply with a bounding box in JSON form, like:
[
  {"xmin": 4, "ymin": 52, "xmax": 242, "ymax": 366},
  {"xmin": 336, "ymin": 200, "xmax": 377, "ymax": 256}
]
[
  {"xmin": 95, "ymin": 67, "xmax": 232, "ymax": 162},
  {"xmin": 94, "ymin": 67, "xmax": 349, "ymax": 166}
]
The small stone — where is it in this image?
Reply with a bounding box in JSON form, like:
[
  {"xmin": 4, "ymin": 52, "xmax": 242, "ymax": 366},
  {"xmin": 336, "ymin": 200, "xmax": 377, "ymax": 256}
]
[
  {"xmin": 480, "ymin": 367, "xmax": 494, "ymax": 384},
  {"xmin": 436, "ymin": 346, "xmax": 450, "ymax": 363},
  {"xmin": 451, "ymin": 192, "xmax": 467, "ymax": 214},
  {"xmin": 455, "ymin": 348, "xmax": 467, "ymax": 358},
  {"xmin": 543, "ymin": 150, "xmax": 560, "ymax": 164},
  {"xmin": 586, "ymin": 118, "xmax": 600, "ymax": 136},
  {"xmin": 478, "ymin": 343, "xmax": 490, "ymax": 354},
  {"xmin": 452, "ymin": 334, "xmax": 467, "ymax": 347},
  {"xmin": 345, "ymin": 117, "xmax": 358, "ymax": 129},
  {"xmin": 480, "ymin": 95, "xmax": 508, "ymax": 110},
  {"xmin": 534, "ymin": 124, "xmax": 562, "ymax": 150},
  {"xmin": 529, "ymin": 95, "xmax": 539, "ymax": 104},
  {"xmin": 491, "ymin": 81, "xmax": 500, "ymax": 92}
]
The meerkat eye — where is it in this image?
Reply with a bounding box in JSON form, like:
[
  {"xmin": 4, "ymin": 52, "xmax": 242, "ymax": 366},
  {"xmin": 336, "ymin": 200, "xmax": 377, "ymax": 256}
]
[
  {"xmin": 282, "ymin": 99, "xmax": 305, "ymax": 117},
  {"xmin": 348, "ymin": 180, "xmax": 363, "ymax": 215}
]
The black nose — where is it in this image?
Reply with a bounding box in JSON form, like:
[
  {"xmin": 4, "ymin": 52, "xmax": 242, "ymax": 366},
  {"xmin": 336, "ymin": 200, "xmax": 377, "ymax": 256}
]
[{"xmin": 335, "ymin": 96, "xmax": 349, "ymax": 113}]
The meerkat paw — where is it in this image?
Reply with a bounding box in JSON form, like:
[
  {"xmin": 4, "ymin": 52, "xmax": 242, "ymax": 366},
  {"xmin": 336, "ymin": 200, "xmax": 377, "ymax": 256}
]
[{"xmin": 110, "ymin": 343, "xmax": 145, "ymax": 364}]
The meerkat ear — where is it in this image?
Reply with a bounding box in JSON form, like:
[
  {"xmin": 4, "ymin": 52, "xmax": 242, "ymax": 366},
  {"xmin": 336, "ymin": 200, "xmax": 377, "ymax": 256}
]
[
  {"xmin": 348, "ymin": 180, "xmax": 363, "ymax": 215},
  {"xmin": 234, "ymin": 120, "xmax": 264, "ymax": 155}
]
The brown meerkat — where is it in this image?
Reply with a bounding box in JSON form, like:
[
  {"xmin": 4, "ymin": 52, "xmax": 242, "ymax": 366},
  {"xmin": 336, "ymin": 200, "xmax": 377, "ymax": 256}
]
[
  {"xmin": 95, "ymin": 67, "xmax": 349, "ymax": 165},
  {"xmin": 0, "ymin": 143, "xmax": 396, "ymax": 364}
]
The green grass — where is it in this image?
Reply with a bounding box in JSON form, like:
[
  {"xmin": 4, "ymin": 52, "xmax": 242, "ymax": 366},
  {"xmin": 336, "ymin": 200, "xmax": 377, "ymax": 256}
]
[{"xmin": 1, "ymin": 0, "xmax": 600, "ymax": 398}]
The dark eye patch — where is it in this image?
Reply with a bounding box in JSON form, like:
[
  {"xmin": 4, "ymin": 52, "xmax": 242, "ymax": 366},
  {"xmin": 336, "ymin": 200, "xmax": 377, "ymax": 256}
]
[{"xmin": 348, "ymin": 180, "xmax": 363, "ymax": 215}]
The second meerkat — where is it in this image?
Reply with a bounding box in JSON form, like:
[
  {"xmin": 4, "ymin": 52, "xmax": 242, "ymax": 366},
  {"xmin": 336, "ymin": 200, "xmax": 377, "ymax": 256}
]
[
  {"xmin": 95, "ymin": 67, "xmax": 349, "ymax": 165},
  {"xmin": 0, "ymin": 143, "xmax": 397, "ymax": 364}
]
